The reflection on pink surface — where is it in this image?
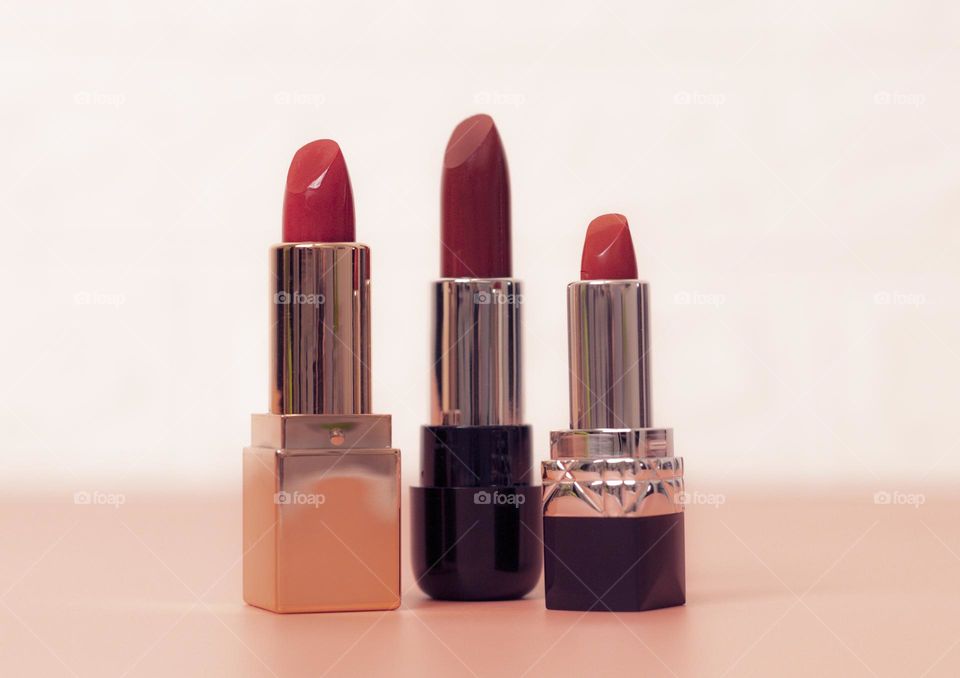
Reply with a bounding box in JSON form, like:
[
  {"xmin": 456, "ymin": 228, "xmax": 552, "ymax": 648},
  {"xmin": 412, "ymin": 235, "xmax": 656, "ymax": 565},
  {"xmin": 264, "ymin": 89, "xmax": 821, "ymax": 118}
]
[{"xmin": 1, "ymin": 488, "xmax": 958, "ymax": 677}]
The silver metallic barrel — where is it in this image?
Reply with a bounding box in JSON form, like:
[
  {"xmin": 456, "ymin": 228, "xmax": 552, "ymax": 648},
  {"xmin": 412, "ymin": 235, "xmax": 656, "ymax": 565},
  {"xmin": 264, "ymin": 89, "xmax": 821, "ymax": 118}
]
[
  {"xmin": 550, "ymin": 428, "xmax": 672, "ymax": 459},
  {"xmin": 567, "ymin": 280, "xmax": 650, "ymax": 429},
  {"xmin": 269, "ymin": 243, "xmax": 371, "ymax": 415},
  {"xmin": 430, "ymin": 279, "xmax": 522, "ymax": 426}
]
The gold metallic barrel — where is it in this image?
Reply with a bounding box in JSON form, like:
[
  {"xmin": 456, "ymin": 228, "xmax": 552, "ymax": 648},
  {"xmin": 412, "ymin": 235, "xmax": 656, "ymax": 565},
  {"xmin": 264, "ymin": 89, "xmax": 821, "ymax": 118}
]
[
  {"xmin": 567, "ymin": 280, "xmax": 650, "ymax": 430},
  {"xmin": 269, "ymin": 243, "xmax": 371, "ymax": 415}
]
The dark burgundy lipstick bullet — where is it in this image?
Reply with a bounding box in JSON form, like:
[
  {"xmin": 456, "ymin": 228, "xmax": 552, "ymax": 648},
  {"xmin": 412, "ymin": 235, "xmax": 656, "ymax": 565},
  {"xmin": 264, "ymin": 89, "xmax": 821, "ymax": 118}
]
[{"xmin": 440, "ymin": 114, "xmax": 512, "ymax": 278}]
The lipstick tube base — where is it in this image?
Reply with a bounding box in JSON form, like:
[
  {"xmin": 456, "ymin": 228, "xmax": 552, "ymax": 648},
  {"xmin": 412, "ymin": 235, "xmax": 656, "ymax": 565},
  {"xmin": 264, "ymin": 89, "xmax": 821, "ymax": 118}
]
[
  {"xmin": 541, "ymin": 428, "xmax": 685, "ymax": 612},
  {"xmin": 242, "ymin": 414, "xmax": 400, "ymax": 613},
  {"xmin": 410, "ymin": 486, "xmax": 542, "ymax": 600},
  {"xmin": 543, "ymin": 514, "xmax": 685, "ymax": 612},
  {"xmin": 411, "ymin": 424, "xmax": 542, "ymax": 600}
]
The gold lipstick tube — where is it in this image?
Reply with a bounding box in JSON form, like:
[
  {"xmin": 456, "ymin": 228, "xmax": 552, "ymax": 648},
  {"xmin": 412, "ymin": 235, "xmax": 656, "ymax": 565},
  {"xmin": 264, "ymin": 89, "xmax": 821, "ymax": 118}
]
[{"xmin": 243, "ymin": 243, "xmax": 400, "ymax": 613}]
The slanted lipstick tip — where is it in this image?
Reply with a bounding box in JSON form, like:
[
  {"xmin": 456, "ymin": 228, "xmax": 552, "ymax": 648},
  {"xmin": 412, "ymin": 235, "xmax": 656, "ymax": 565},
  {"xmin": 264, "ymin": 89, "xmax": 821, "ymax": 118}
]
[
  {"xmin": 444, "ymin": 114, "xmax": 496, "ymax": 168},
  {"xmin": 580, "ymin": 213, "xmax": 638, "ymax": 281},
  {"xmin": 282, "ymin": 139, "xmax": 356, "ymax": 243},
  {"xmin": 440, "ymin": 114, "xmax": 511, "ymax": 278},
  {"xmin": 286, "ymin": 140, "xmax": 342, "ymax": 191}
]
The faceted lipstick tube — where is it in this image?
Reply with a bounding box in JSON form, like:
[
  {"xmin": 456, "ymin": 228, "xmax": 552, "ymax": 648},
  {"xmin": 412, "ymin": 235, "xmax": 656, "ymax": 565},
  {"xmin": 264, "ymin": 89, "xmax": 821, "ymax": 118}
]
[
  {"xmin": 411, "ymin": 115, "xmax": 541, "ymax": 600},
  {"xmin": 243, "ymin": 141, "xmax": 401, "ymax": 613},
  {"xmin": 542, "ymin": 214, "xmax": 685, "ymax": 612}
]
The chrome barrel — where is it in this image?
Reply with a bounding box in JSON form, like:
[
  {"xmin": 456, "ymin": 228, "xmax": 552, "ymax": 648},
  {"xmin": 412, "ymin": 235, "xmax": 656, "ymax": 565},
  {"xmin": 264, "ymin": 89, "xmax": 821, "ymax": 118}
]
[
  {"xmin": 567, "ymin": 280, "xmax": 650, "ymax": 429},
  {"xmin": 269, "ymin": 243, "xmax": 371, "ymax": 415},
  {"xmin": 430, "ymin": 278, "xmax": 522, "ymax": 426}
]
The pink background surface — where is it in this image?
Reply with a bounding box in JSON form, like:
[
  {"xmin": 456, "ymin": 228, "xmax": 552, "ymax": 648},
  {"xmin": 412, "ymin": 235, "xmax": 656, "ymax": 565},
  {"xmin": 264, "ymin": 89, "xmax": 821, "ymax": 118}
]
[{"xmin": 3, "ymin": 489, "xmax": 957, "ymax": 677}]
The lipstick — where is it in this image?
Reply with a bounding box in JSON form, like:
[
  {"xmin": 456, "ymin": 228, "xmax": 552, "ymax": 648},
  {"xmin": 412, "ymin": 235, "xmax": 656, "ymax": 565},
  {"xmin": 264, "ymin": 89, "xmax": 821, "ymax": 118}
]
[
  {"xmin": 440, "ymin": 114, "xmax": 511, "ymax": 278},
  {"xmin": 242, "ymin": 140, "xmax": 401, "ymax": 613},
  {"xmin": 411, "ymin": 115, "xmax": 542, "ymax": 600},
  {"xmin": 579, "ymin": 212, "xmax": 638, "ymax": 281},
  {"xmin": 281, "ymin": 139, "xmax": 355, "ymax": 243},
  {"xmin": 541, "ymin": 214, "xmax": 685, "ymax": 612}
]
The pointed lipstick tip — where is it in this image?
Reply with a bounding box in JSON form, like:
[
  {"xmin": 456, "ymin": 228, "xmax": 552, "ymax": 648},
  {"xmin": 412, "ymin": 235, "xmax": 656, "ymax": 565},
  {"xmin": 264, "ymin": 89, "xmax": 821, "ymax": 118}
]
[
  {"xmin": 282, "ymin": 139, "xmax": 355, "ymax": 243},
  {"xmin": 580, "ymin": 213, "xmax": 638, "ymax": 280},
  {"xmin": 444, "ymin": 114, "xmax": 497, "ymax": 168}
]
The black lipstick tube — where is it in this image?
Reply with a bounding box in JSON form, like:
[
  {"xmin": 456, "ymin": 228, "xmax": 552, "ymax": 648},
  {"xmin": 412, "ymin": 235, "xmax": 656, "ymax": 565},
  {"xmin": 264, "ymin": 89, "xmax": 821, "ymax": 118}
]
[
  {"xmin": 411, "ymin": 279, "xmax": 542, "ymax": 600},
  {"xmin": 541, "ymin": 280, "xmax": 685, "ymax": 611}
]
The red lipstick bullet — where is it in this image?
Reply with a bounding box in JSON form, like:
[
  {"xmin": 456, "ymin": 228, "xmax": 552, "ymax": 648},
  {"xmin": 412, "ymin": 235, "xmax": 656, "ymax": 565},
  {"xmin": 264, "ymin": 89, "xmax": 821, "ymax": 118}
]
[
  {"xmin": 282, "ymin": 140, "xmax": 356, "ymax": 243},
  {"xmin": 580, "ymin": 213, "xmax": 638, "ymax": 280},
  {"xmin": 440, "ymin": 114, "xmax": 511, "ymax": 278}
]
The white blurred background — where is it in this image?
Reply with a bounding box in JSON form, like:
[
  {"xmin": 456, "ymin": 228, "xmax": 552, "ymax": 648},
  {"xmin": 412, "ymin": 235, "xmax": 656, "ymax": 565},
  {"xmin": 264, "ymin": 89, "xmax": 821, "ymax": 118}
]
[{"xmin": 2, "ymin": 1, "xmax": 958, "ymax": 492}]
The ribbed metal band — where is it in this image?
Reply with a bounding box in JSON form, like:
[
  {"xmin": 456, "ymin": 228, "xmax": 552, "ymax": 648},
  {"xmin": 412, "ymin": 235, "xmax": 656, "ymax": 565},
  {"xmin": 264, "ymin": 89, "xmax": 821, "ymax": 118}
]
[
  {"xmin": 542, "ymin": 456, "xmax": 684, "ymax": 517},
  {"xmin": 544, "ymin": 426, "xmax": 682, "ymax": 518}
]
